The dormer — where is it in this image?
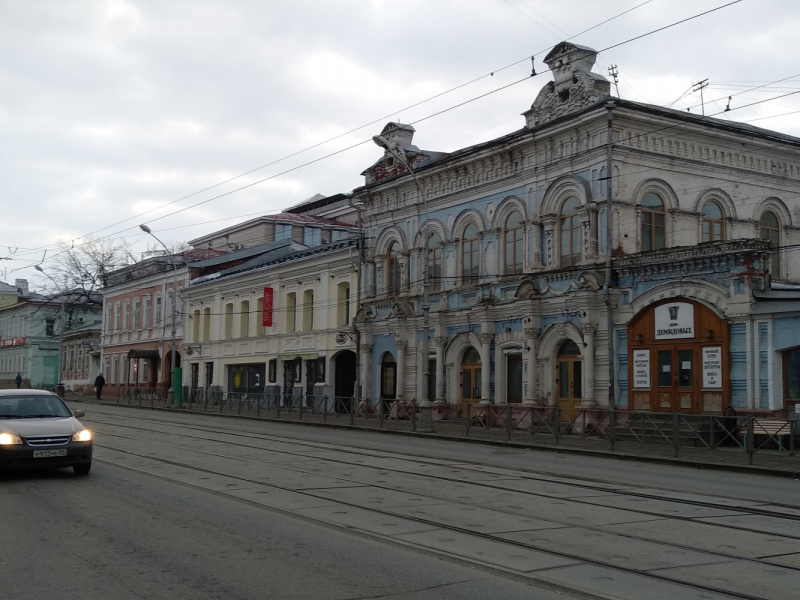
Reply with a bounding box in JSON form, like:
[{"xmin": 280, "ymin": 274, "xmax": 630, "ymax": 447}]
[
  {"xmin": 361, "ymin": 122, "xmax": 448, "ymax": 185},
  {"xmin": 523, "ymin": 42, "xmax": 611, "ymax": 128}
]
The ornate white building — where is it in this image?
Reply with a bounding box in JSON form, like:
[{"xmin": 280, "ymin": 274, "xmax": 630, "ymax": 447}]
[{"xmin": 352, "ymin": 42, "xmax": 800, "ymax": 417}]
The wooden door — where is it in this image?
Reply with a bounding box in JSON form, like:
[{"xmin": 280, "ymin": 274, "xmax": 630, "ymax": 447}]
[
  {"xmin": 460, "ymin": 364, "xmax": 481, "ymax": 416},
  {"xmin": 556, "ymin": 356, "xmax": 582, "ymax": 419},
  {"xmin": 655, "ymin": 346, "xmax": 696, "ymax": 413}
]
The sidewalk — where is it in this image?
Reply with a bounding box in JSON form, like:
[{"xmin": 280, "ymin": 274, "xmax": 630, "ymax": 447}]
[{"xmin": 68, "ymin": 392, "xmax": 800, "ymax": 478}]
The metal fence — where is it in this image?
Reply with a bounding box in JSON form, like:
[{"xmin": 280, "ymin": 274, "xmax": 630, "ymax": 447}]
[{"xmin": 116, "ymin": 388, "xmax": 799, "ymax": 464}]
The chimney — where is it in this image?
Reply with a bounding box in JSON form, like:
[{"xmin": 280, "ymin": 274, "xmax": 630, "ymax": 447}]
[{"xmin": 14, "ymin": 279, "xmax": 28, "ymax": 295}]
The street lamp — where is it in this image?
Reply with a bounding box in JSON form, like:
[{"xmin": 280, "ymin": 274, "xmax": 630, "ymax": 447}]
[
  {"xmin": 140, "ymin": 224, "xmax": 181, "ymax": 407},
  {"xmin": 34, "ymin": 264, "xmax": 66, "ymax": 393},
  {"xmin": 372, "ymin": 134, "xmax": 434, "ymax": 433}
]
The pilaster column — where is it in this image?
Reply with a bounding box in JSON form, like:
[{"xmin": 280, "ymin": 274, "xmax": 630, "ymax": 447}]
[
  {"xmin": 530, "ymin": 217, "xmax": 542, "ymax": 268},
  {"xmin": 524, "ymin": 327, "xmax": 540, "ymax": 402},
  {"xmin": 396, "ymin": 340, "xmax": 407, "ymax": 400},
  {"xmin": 479, "ymin": 332, "xmax": 493, "ymax": 401},
  {"xmin": 542, "ymin": 216, "xmax": 557, "ymax": 266},
  {"xmin": 582, "ymin": 324, "xmax": 595, "ymax": 405},
  {"xmin": 434, "ymin": 336, "xmax": 447, "ymax": 401},
  {"xmin": 400, "ymin": 251, "xmax": 411, "ymax": 292},
  {"xmin": 586, "ymin": 202, "xmax": 598, "ymax": 258},
  {"xmin": 360, "ymin": 338, "xmax": 372, "ymax": 401}
]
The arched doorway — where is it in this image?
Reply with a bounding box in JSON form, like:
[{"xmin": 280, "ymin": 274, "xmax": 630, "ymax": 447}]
[
  {"xmin": 556, "ymin": 340, "xmax": 582, "ymax": 418},
  {"xmin": 334, "ymin": 350, "xmax": 357, "ymax": 413},
  {"xmin": 628, "ymin": 298, "xmax": 729, "ymax": 413},
  {"xmin": 380, "ymin": 352, "xmax": 396, "ymax": 412},
  {"xmin": 461, "ymin": 346, "xmax": 482, "ymax": 416}
]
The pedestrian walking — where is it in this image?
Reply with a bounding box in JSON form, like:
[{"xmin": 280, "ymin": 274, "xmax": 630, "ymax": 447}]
[
  {"xmin": 94, "ymin": 373, "xmax": 105, "ymax": 400},
  {"xmin": 14, "ymin": 373, "xmax": 22, "ymax": 389}
]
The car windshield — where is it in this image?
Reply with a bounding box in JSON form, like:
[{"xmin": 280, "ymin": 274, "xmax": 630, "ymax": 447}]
[{"xmin": 0, "ymin": 395, "xmax": 72, "ymax": 418}]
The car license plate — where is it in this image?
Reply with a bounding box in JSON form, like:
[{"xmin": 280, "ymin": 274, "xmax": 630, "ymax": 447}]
[{"xmin": 33, "ymin": 449, "xmax": 67, "ymax": 458}]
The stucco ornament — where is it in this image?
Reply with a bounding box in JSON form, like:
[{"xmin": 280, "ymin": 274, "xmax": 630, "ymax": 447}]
[{"xmin": 523, "ymin": 42, "xmax": 611, "ymax": 128}]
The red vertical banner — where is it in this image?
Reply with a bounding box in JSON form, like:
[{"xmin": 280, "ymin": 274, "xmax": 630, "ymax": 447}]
[{"xmin": 262, "ymin": 287, "xmax": 273, "ymax": 327}]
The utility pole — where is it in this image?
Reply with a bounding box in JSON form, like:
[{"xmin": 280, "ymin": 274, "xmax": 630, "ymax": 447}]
[
  {"xmin": 693, "ymin": 79, "xmax": 709, "ymax": 116},
  {"xmin": 608, "ymin": 65, "xmax": 620, "ymax": 98},
  {"xmin": 605, "ymin": 101, "xmax": 617, "ymax": 412}
]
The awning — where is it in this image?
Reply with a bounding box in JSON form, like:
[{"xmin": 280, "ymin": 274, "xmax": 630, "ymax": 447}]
[{"xmin": 127, "ymin": 349, "xmax": 161, "ymax": 360}]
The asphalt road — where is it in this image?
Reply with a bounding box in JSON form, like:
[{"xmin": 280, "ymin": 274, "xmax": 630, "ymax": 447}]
[
  {"xmin": 4, "ymin": 403, "xmax": 800, "ymax": 600},
  {"xmin": 0, "ymin": 461, "xmax": 563, "ymax": 600}
]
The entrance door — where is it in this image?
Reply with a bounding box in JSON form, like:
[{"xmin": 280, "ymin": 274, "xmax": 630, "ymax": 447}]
[
  {"xmin": 460, "ymin": 347, "xmax": 482, "ymax": 417},
  {"xmin": 556, "ymin": 341, "xmax": 582, "ymax": 419},
  {"xmin": 507, "ymin": 354, "xmax": 522, "ymax": 403},
  {"xmin": 656, "ymin": 346, "xmax": 695, "ymax": 412},
  {"xmin": 305, "ymin": 360, "xmax": 316, "ymax": 407},
  {"xmin": 334, "ymin": 351, "xmax": 357, "ymax": 413}
]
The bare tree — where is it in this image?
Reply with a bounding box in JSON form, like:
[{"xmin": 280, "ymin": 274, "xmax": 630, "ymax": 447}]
[{"xmin": 34, "ymin": 238, "xmax": 136, "ymax": 329}]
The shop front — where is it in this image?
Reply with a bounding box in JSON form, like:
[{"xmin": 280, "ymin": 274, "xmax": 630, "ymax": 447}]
[{"xmin": 628, "ymin": 299, "xmax": 729, "ymax": 414}]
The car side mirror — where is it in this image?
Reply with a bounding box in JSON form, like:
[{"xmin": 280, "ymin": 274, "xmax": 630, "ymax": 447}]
[{"xmin": 73, "ymin": 410, "xmax": 86, "ymax": 419}]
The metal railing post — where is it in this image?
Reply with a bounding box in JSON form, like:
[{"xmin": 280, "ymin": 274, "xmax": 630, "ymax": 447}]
[
  {"xmin": 554, "ymin": 406, "xmax": 560, "ymax": 445},
  {"xmin": 323, "ymin": 395, "xmax": 328, "ymax": 423},
  {"xmin": 747, "ymin": 416, "xmax": 755, "ymax": 464},
  {"xmin": 673, "ymin": 413, "xmax": 680, "ymax": 458},
  {"xmin": 506, "ymin": 403, "xmax": 513, "ymax": 441},
  {"xmin": 610, "ymin": 409, "xmax": 615, "ymax": 452}
]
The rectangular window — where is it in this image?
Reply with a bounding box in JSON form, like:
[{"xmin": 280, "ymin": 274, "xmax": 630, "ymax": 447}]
[
  {"xmin": 133, "ymin": 298, "xmax": 140, "ymax": 328},
  {"xmin": 46, "ymin": 319, "xmax": 55, "ymax": 337},
  {"xmin": 155, "ymin": 296, "xmax": 162, "ymax": 324},
  {"xmin": 785, "ymin": 348, "xmax": 800, "ymax": 400},
  {"xmin": 143, "ymin": 296, "xmax": 151, "ymax": 328},
  {"xmin": 303, "ymin": 290, "xmax": 314, "ymax": 331},
  {"xmin": 269, "ymin": 359, "xmax": 277, "ymax": 383},
  {"xmin": 203, "ymin": 307, "xmax": 211, "ymax": 341},
  {"xmin": 224, "ymin": 303, "xmax": 233, "ymax": 340},
  {"xmin": 105, "ymin": 304, "xmax": 112, "ymax": 332},
  {"xmin": 240, "ymin": 300, "xmax": 250, "ymax": 338},
  {"xmin": 114, "ymin": 303, "xmax": 120, "ymax": 331},
  {"xmin": 111, "ymin": 355, "xmax": 118, "ymax": 383},
  {"xmin": 286, "ymin": 293, "xmax": 296, "ymax": 333},
  {"xmin": 123, "ymin": 301, "xmax": 130, "ymax": 330}
]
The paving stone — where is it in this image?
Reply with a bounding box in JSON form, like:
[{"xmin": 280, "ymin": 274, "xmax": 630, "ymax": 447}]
[
  {"xmin": 598, "ymin": 519, "xmax": 800, "ymax": 558},
  {"xmin": 225, "ymin": 486, "xmax": 343, "ymax": 511},
  {"xmin": 579, "ymin": 495, "xmax": 748, "ymax": 519},
  {"xmin": 494, "ymin": 495, "xmax": 664, "ymax": 527},
  {"xmin": 394, "ymin": 529, "xmax": 579, "ymax": 573},
  {"xmin": 655, "ymin": 559, "xmax": 800, "ymax": 600},
  {"xmin": 539, "ymin": 564, "xmax": 736, "ymax": 600},
  {"xmin": 698, "ymin": 514, "xmax": 800, "ymax": 538},
  {"xmin": 308, "ymin": 486, "xmax": 451, "ymax": 509},
  {"xmin": 500, "ymin": 526, "xmax": 730, "ymax": 570},
  {"xmin": 293, "ymin": 504, "xmax": 439, "ymax": 537},
  {"xmin": 390, "ymin": 502, "xmax": 567, "ymax": 534}
]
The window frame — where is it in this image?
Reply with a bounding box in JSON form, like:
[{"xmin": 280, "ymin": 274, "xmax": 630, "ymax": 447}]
[
  {"xmin": 504, "ymin": 211, "xmax": 524, "ymax": 276},
  {"xmin": 641, "ymin": 192, "xmax": 666, "ymax": 252},
  {"xmin": 760, "ymin": 210, "xmax": 781, "ymax": 277},
  {"xmin": 701, "ymin": 201, "xmax": 725, "ymax": 242},
  {"xmin": 559, "ymin": 197, "xmax": 582, "ymax": 267},
  {"xmin": 387, "ymin": 242, "xmax": 401, "ymax": 295},
  {"xmin": 461, "ymin": 223, "xmax": 480, "ymax": 286}
]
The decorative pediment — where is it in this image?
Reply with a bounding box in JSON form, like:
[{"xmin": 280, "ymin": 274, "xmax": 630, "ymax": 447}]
[{"xmin": 523, "ymin": 42, "xmax": 611, "ymax": 128}]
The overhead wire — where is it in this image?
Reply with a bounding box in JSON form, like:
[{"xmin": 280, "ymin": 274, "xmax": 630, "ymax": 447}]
[{"xmin": 5, "ymin": 0, "xmax": 747, "ymax": 281}]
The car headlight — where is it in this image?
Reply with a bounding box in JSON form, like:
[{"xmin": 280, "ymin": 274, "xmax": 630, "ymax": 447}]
[
  {"xmin": 0, "ymin": 432, "xmax": 23, "ymax": 445},
  {"xmin": 72, "ymin": 430, "xmax": 92, "ymax": 442}
]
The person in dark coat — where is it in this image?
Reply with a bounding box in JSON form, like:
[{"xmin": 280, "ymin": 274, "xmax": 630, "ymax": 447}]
[
  {"xmin": 14, "ymin": 373, "xmax": 22, "ymax": 389},
  {"xmin": 94, "ymin": 373, "xmax": 106, "ymax": 399}
]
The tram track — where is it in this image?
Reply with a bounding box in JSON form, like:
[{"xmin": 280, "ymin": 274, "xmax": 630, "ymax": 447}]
[
  {"xmin": 93, "ymin": 439, "xmax": 774, "ymax": 600},
  {"xmin": 82, "ymin": 411, "xmax": 800, "ymax": 599}
]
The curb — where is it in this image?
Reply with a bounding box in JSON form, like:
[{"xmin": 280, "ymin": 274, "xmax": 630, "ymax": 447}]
[{"xmin": 94, "ymin": 401, "xmax": 800, "ymax": 479}]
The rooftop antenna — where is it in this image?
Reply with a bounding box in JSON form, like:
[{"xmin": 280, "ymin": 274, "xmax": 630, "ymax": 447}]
[
  {"xmin": 608, "ymin": 65, "xmax": 620, "ymax": 97},
  {"xmin": 692, "ymin": 79, "xmax": 709, "ymax": 115},
  {"xmin": 725, "ymin": 96, "xmax": 732, "ymax": 112},
  {"xmin": 531, "ymin": 56, "xmax": 537, "ymax": 77}
]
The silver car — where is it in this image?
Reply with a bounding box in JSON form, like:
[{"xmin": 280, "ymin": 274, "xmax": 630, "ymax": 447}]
[{"xmin": 0, "ymin": 389, "xmax": 93, "ymax": 475}]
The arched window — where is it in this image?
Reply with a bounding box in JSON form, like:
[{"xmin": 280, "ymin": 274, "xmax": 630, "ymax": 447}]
[
  {"xmin": 461, "ymin": 224, "xmax": 480, "ymax": 285},
  {"xmin": 428, "ymin": 232, "xmax": 443, "ymax": 292},
  {"xmin": 380, "ymin": 353, "xmax": 396, "ymax": 400},
  {"xmin": 702, "ymin": 201, "xmax": 724, "ymax": 242},
  {"xmin": 504, "ymin": 211, "xmax": 524, "ymax": 276},
  {"xmin": 641, "ymin": 193, "xmax": 666, "ymax": 251},
  {"xmin": 760, "ymin": 210, "xmax": 781, "ymax": 276},
  {"xmin": 560, "ymin": 197, "xmax": 581, "ymax": 267},
  {"xmin": 387, "ymin": 242, "xmax": 401, "ymax": 295}
]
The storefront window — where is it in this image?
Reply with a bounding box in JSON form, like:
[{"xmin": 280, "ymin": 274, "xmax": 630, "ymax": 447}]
[{"xmin": 785, "ymin": 348, "xmax": 800, "ymax": 400}]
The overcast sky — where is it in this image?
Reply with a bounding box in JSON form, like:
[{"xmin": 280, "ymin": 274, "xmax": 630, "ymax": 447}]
[{"xmin": 2, "ymin": 0, "xmax": 799, "ymax": 288}]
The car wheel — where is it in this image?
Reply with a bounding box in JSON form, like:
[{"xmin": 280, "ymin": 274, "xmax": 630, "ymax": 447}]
[{"xmin": 73, "ymin": 463, "xmax": 91, "ymax": 476}]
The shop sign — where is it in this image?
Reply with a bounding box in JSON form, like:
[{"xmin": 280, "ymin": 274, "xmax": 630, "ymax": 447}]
[
  {"xmin": 702, "ymin": 346, "xmax": 722, "ymax": 388},
  {"xmin": 633, "ymin": 349, "xmax": 650, "ymax": 388},
  {"xmin": 655, "ymin": 302, "xmax": 694, "ymax": 340},
  {"xmin": 14, "ymin": 338, "xmax": 24, "ymax": 346},
  {"xmin": 0, "ymin": 339, "xmax": 13, "ymax": 348},
  {"xmin": 262, "ymin": 287, "xmax": 273, "ymax": 327}
]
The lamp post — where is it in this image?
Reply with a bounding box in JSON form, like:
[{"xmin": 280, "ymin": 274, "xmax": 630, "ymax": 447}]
[
  {"xmin": 372, "ymin": 134, "xmax": 434, "ymax": 433},
  {"xmin": 140, "ymin": 224, "xmax": 181, "ymax": 407},
  {"xmin": 348, "ymin": 200, "xmax": 365, "ymax": 404},
  {"xmin": 34, "ymin": 264, "xmax": 66, "ymax": 393}
]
